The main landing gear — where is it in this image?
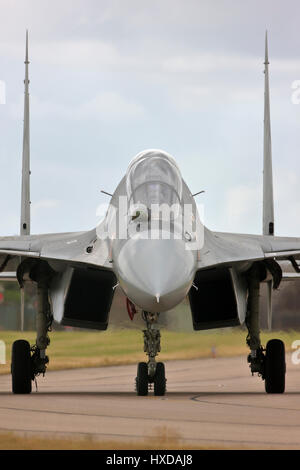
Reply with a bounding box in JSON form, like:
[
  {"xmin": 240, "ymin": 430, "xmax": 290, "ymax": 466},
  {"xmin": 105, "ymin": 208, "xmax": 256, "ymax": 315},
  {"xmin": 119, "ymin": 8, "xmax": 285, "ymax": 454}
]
[
  {"xmin": 246, "ymin": 263, "xmax": 286, "ymax": 394},
  {"xmin": 11, "ymin": 261, "xmax": 53, "ymax": 394},
  {"xmin": 136, "ymin": 312, "xmax": 166, "ymax": 396}
]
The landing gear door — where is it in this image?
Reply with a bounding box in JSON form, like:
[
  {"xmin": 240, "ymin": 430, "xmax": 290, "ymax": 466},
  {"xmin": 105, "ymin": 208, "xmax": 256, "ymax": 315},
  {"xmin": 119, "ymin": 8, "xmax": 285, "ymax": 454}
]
[
  {"xmin": 49, "ymin": 267, "xmax": 74, "ymax": 323},
  {"xmin": 229, "ymin": 266, "xmax": 248, "ymax": 326}
]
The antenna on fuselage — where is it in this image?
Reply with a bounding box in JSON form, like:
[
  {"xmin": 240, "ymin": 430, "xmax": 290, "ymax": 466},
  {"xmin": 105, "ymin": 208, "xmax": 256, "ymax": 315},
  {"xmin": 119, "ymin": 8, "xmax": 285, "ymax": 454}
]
[
  {"xmin": 263, "ymin": 30, "xmax": 274, "ymax": 237},
  {"xmin": 20, "ymin": 30, "xmax": 31, "ymax": 236},
  {"xmin": 101, "ymin": 190, "xmax": 113, "ymax": 197},
  {"xmin": 192, "ymin": 190, "xmax": 205, "ymax": 197}
]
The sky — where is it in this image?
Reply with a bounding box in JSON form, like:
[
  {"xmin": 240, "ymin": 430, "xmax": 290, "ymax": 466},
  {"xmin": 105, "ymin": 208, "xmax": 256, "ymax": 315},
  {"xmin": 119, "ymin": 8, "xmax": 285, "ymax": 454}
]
[{"xmin": 1, "ymin": 0, "xmax": 300, "ymax": 237}]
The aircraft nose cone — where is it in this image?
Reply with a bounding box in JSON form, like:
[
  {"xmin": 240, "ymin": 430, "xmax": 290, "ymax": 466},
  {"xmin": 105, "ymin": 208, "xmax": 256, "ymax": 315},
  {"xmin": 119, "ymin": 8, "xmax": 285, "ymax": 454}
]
[{"xmin": 113, "ymin": 232, "xmax": 197, "ymax": 312}]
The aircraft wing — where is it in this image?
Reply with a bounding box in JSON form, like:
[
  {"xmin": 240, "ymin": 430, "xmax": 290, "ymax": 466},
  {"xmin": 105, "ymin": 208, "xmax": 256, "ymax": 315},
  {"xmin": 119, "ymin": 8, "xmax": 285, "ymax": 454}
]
[
  {"xmin": 198, "ymin": 229, "xmax": 300, "ymax": 270},
  {"xmin": 0, "ymin": 228, "xmax": 112, "ymax": 275}
]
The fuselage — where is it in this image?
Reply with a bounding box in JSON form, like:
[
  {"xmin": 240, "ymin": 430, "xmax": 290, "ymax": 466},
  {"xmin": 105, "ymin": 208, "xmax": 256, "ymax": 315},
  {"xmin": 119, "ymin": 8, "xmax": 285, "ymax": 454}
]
[{"xmin": 100, "ymin": 149, "xmax": 200, "ymax": 313}]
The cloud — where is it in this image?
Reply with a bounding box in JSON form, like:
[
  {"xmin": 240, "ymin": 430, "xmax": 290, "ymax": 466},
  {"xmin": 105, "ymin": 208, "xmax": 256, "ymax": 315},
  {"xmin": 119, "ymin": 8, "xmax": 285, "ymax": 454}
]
[
  {"xmin": 1, "ymin": 0, "xmax": 300, "ymax": 237},
  {"xmin": 0, "ymin": 39, "xmax": 140, "ymax": 71},
  {"xmin": 168, "ymin": 83, "xmax": 263, "ymax": 111},
  {"xmin": 2, "ymin": 35, "xmax": 299, "ymax": 80},
  {"xmin": 31, "ymin": 199, "xmax": 59, "ymax": 216},
  {"xmin": 274, "ymin": 170, "xmax": 300, "ymax": 236},
  {"xmin": 163, "ymin": 54, "xmax": 260, "ymax": 74},
  {"xmin": 9, "ymin": 91, "xmax": 145, "ymax": 122},
  {"xmin": 78, "ymin": 92, "xmax": 145, "ymax": 121},
  {"xmin": 222, "ymin": 171, "xmax": 300, "ymax": 236},
  {"xmin": 223, "ymin": 184, "xmax": 261, "ymax": 233}
]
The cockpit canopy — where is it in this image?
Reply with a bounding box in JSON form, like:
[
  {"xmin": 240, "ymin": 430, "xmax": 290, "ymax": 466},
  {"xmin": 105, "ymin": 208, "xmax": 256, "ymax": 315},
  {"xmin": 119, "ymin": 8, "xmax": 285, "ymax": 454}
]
[{"xmin": 126, "ymin": 150, "xmax": 183, "ymax": 208}]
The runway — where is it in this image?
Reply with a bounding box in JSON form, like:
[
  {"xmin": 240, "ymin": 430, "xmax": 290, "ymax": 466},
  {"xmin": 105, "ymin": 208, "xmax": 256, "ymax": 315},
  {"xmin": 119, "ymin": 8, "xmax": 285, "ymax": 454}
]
[{"xmin": 0, "ymin": 354, "xmax": 300, "ymax": 449}]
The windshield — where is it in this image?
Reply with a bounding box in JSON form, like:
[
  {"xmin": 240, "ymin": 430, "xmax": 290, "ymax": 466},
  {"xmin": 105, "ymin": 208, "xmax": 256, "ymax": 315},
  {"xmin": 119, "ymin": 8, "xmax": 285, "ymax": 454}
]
[{"xmin": 126, "ymin": 150, "xmax": 182, "ymax": 208}]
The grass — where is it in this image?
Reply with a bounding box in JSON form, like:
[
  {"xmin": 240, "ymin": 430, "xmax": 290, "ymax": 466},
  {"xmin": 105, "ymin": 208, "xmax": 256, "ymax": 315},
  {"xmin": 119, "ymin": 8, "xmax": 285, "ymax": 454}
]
[{"xmin": 0, "ymin": 327, "xmax": 299, "ymax": 374}]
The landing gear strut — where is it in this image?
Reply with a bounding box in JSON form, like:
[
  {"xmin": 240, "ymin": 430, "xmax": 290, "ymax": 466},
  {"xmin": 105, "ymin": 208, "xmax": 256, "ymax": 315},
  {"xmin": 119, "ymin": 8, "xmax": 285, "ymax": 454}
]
[
  {"xmin": 246, "ymin": 263, "xmax": 286, "ymax": 393},
  {"xmin": 136, "ymin": 312, "xmax": 166, "ymax": 396}
]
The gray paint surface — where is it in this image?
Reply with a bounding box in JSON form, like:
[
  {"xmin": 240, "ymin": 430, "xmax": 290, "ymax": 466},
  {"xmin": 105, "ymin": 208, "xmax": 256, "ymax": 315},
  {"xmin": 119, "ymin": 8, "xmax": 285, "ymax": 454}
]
[{"xmin": 1, "ymin": 148, "xmax": 300, "ymax": 317}]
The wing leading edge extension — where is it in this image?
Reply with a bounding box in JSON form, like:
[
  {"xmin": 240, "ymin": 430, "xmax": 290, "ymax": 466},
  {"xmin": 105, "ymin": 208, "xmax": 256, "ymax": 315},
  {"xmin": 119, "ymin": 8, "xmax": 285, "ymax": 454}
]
[
  {"xmin": 0, "ymin": 229, "xmax": 112, "ymax": 275},
  {"xmin": 198, "ymin": 230, "xmax": 300, "ymax": 271}
]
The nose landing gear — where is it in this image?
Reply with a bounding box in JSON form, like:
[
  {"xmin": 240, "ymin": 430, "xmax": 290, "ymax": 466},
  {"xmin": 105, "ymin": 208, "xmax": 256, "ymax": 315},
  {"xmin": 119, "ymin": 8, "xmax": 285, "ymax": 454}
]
[{"xmin": 135, "ymin": 312, "xmax": 166, "ymax": 396}]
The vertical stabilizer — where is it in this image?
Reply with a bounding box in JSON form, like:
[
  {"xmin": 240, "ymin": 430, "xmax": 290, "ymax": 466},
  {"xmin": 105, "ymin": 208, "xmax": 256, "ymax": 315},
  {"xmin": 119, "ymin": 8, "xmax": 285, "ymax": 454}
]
[
  {"xmin": 263, "ymin": 31, "xmax": 274, "ymax": 236},
  {"xmin": 20, "ymin": 30, "xmax": 30, "ymax": 236}
]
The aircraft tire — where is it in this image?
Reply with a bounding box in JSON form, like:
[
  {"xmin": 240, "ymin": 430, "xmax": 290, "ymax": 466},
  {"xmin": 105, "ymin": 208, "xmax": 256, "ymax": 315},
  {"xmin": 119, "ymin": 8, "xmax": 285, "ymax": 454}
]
[
  {"xmin": 265, "ymin": 339, "xmax": 285, "ymax": 394},
  {"xmin": 11, "ymin": 340, "xmax": 32, "ymax": 394},
  {"xmin": 136, "ymin": 362, "xmax": 148, "ymax": 396},
  {"xmin": 154, "ymin": 362, "xmax": 166, "ymax": 396}
]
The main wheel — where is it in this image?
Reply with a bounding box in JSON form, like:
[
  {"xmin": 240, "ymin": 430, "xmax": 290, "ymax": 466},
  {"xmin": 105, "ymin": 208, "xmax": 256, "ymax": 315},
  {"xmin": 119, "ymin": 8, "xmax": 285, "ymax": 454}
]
[
  {"xmin": 154, "ymin": 362, "xmax": 166, "ymax": 396},
  {"xmin": 265, "ymin": 339, "xmax": 286, "ymax": 394},
  {"xmin": 136, "ymin": 362, "xmax": 148, "ymax": 396},
  {"xmin": 11, "ymin": 340, "xmax": 32, "ymax": 394}
]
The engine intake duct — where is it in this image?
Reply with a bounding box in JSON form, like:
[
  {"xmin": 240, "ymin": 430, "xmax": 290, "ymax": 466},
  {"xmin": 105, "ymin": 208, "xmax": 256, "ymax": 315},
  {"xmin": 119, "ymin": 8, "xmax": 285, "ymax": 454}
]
[
  {"xmin": 62, "ymin": 268, "xmax": 116, "ymax": 330},
  {"xmin": 189, "ymin": 267, "xmax": 242, "ymax": 331}
]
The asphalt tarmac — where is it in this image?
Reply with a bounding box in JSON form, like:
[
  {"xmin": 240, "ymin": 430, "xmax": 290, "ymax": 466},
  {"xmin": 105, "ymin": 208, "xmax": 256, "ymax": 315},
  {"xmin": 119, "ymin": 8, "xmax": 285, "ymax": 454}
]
[{"xmin": 0, "ymin": 354, "xmax": 300, "ymax": 449}]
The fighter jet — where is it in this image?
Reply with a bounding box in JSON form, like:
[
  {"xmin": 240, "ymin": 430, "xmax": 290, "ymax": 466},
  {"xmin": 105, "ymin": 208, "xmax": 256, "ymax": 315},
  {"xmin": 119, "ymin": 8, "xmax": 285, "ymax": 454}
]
[{"xmin": 1, "ymin": 32, "xmax": 299, "ymax": 395}]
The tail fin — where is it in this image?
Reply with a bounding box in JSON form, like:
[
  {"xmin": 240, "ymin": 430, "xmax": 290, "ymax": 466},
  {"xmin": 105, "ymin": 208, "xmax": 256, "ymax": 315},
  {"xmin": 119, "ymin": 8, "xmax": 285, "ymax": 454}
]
[
  {"xmin": 20, "ymin": 30, "xmax": 31, "ymax": 236},
  {"xmin": 263, "ymin": 31, "xmax": 274, "ymax": 236},
  {"xmin": 263, "ymin": 32, "xmax": 275, "ymax": 331}
]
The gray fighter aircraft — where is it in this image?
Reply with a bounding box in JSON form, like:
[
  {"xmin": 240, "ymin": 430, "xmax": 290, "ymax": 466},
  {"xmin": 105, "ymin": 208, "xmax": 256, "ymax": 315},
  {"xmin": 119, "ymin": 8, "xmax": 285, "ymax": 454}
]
[{"xmin": 1, "ymin": 32, "xmax": 299, "ymax": 395}]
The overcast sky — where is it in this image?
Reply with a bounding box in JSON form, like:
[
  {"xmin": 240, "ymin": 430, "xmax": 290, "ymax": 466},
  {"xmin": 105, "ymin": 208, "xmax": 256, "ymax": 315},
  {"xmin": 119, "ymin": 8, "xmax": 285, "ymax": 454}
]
[{"xmin": 1, "ymin": 0, "xmax": 300, "ymax": 237}]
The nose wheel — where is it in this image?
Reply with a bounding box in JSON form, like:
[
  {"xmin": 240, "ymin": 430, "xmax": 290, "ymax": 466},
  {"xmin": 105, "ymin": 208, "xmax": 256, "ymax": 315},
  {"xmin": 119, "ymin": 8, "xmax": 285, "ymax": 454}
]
[
  {"xmin": 136, "ymin": 361, "xmax": 166, "ymax": 396},
  {"xmin": 135, "ymin": 312, "xmax": 166, "ymax": 396},
  {"xmin": 136, "ymin": 362, "xmax": 148, "ymax": 396},
  {"xmin": 153, "ymin": 362, "xmax": 166, "ymax": 396}
]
